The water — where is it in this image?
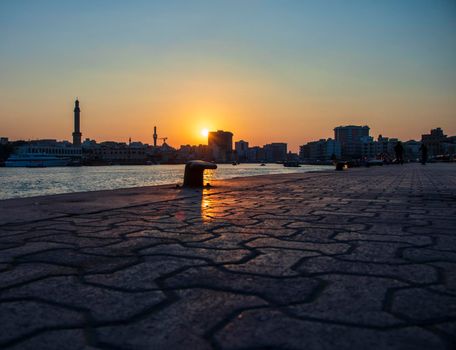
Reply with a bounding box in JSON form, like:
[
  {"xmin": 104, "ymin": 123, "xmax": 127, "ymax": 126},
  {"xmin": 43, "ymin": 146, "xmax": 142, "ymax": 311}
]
[{"xmin": 0, "ymin": 164, "xmax": 331, "ymax": 200}]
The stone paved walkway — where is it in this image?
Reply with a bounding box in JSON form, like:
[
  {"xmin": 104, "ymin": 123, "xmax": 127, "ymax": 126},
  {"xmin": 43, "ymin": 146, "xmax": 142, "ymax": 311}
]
[{"xmin": 0, "ymin": 163, "xmax": 455, "ymax": 349}]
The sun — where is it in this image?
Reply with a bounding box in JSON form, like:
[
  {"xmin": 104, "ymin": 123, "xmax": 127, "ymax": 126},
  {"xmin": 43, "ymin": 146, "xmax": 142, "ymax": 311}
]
[{"xmin": 200, "ymin": 128, "xmax": 209, "ymax": 137}]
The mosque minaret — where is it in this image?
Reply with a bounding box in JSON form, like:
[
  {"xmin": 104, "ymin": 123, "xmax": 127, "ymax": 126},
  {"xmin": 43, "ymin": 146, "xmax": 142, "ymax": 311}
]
[{"xmin": 72, "ymin": 99, "xmax": 82, "ymax": 146}]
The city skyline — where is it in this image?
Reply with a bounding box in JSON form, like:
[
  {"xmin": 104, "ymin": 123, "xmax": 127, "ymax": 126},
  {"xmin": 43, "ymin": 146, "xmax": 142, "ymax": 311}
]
[
  {"xmin": 1, "ymin": 97, "xmax": 452, "ymax": 153},
  {"xmin": 3, "ymin": 98, "xmax": 452, "ymax": 153},
  {"xmin": 1, "ymin": 1, "xmax": 455, "ymax": 152}
]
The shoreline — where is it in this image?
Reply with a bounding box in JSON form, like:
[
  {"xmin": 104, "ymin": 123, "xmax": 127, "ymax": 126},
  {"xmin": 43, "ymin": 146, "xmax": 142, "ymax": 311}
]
[
  {"xmin": 0, "ymin": 170, "xmax": 335, "ymax": 226},
  {"xmin": 0, "ymin": 163, "xmax": 333, "ymax": 201}
]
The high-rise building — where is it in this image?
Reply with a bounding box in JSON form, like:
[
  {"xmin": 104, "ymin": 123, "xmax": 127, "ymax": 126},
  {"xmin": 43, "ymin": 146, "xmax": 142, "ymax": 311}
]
[
  {"xmin": 208, "ymin": 130, "xmax": 233, "ymax": 162},
  {"xmin": 235, "ymin": 140, "xmax": 249, "ymax": 162},
  {"xmin": 334, "ymin": 125, "xmax": 370, "ymax": 159},
  {"xmin": 403, "ymin": 140, "xmax": 421, "ymax": 161},
  {"xmin": 72, "ymin": 99, "xmax": 82, "ymax": 146},
  {"xmin": 263, "ymin": 143, "xmax": 287, "ymax": 162},
  {"xmin": 246, "ymin": 146, "xmax": 265, "ymax": 163},
  {"xmin": 300, "ymin": 139, "xmax": 341, "ymax": 161},
  {"xmin": 421, "ymin": 128, "xmax": 447, "ymax": 156}
]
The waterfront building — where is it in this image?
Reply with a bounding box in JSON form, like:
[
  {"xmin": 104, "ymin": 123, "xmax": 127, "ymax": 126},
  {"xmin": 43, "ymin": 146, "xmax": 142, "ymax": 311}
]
[
  {"xmin": 403, "ymin": 140, "xmax": 421, "ymax": 161},
  {"xmin": 360, "ymin": 136, "xmax": 377, "ymax": 159},
  {"xmin": 147, "ymin": 141, "xmax": 176, "ymax": 163},
  {"xmin": 72, "ymin": 99, "xmax": 82, "ymax": 146},
  {"xmin": 334, "ymin": 125, "xmax": 370, "ymax": 159},
  {"xmin": 235, "ymin": 140, "xmax": 249, "ymax": 162},
  {"xmin": 287, "ymin": 152, "xmax": 300, "ymax": 162},
  {"xmin": 360, "ymin": 135, "xmax": 399, "ymax": 161},
  {"xmin": 208, "ymin": 130, "xmax": 233, "ymax": 162},
  {"xmin": 421, "ymin": 128, "xmax": 448, "ymax": 156},
  {"xmin": 245, "ymin": 146, "xmax": 264, "ymax": 163},
  {"xmin": 178, "ymin": 144, "xmax": 211, "ymax": 162},
  {"xmin": 300, "ymin": 139, "xmax": 341, "ymax": 161},
  {"xmin": 263, "ymin": 143, "xmax": 287, "ymax": 162},
  {"xmin": 0, "ymin": 138, "xmax": 13, "ymax": 163},
  {"xmin": 84, "ymin": 141, "xmax": 148, "ymax": 165},
  {"xmin": 441, "ymin": 137, "xmax": 456, "ymax": 158},
  {"xmin": 376, "ymin": 135, "xmax": 398, "ymax": 157}
]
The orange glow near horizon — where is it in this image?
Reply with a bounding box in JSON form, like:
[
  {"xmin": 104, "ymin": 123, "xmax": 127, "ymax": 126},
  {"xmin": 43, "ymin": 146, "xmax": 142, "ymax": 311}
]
[{"xmin": 1, "ymin": 52, "xmax": 455, "ymax": 152}]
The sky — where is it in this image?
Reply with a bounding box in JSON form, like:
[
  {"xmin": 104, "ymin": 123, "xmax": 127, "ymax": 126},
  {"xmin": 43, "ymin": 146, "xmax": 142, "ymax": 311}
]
[{"xmin": 1, "ymin": 0, "xmax": 455, "ymax": 152}]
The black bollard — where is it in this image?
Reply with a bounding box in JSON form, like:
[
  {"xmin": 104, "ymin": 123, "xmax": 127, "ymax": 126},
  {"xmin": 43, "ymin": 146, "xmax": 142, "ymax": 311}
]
[
  {"xmin": 183, "ymin": 160, "xmax": 217, "ymax": 187},
  {"xmin": 335, "ymin": 162, "xmax": 347, "ymax": 171}
]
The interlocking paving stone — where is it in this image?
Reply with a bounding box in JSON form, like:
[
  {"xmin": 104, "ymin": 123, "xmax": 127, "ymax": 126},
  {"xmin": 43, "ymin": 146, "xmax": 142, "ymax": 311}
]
[
  {"xmin": 1, "ymin": 276, "xmax": 167, "ymax": 322},
  {"xmin": 213, "ymin": 309, "xmax": 447, "ymax": 350},
  {"xmin": 96, "ymin": 289, "xmax": 266, "ymax": 350},
  {"xmin": 0, "ymin": 300, "xmax": 84, "ymax": 346},
  {"xmin": 8, "ymin": 329, "xmax": 88, "ymax": 350},
  {"xmin": 0, "ymin": 163, "xmax": 455, "ymax": 349}
]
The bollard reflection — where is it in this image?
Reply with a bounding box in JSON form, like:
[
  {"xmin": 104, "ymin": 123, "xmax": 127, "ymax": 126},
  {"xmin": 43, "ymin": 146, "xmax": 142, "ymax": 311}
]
[
  {"xmin": 201, "ymin": 188, "xmax": 215, "ymax": 223},
  {"xmin": 203, "ymin": 168, "xmax": 215, "ymax": 185}
]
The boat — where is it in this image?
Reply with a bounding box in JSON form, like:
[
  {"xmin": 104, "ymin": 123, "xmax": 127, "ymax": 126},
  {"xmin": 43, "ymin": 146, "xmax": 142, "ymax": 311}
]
[
  {"xmin": 260, "ymin": 163, "xmax": 266, "ymax": 166},
  {"xmin": 5, "ymin": 153, "xmax": 71, "ymax": 167}
]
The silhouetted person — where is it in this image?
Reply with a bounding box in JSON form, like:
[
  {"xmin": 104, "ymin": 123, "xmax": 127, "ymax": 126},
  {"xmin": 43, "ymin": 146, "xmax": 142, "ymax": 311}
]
[
  {"xmin": 419, "ymin": 144, "xmax": 428, "ymax": 165},
  {"xmin": 394, "ymin": 141, "xmax": 404, "ymax": 165}
]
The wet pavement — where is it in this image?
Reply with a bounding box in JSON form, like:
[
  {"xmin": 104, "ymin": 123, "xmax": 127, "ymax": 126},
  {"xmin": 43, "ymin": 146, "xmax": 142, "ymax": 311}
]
[{"xmin": 0, "ymin": 163, "xmax": 455, "ymax": 349}]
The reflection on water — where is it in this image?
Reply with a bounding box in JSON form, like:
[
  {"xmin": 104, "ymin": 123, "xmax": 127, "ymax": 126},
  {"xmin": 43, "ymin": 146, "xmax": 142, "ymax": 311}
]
[{"xmin": 0, "ymin": 163, "xmax": 331, "ymax": 200}]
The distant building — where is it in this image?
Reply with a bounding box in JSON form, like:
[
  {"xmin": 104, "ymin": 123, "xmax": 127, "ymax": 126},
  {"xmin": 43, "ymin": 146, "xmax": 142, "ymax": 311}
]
[
  {"xmin": 246, "ymin": 146, "xmax": 264, "ymax": 162},
  {"xmin": 360, "ymin": 136, "xmax": 377, "ymax": 159},
  {"xmin": 359, "ymin": 135, "xmax": 399, "ymax": 161},
  {"xmin": 263, "ymin": 143, "xmax": 287, "ymax": 162},
  {"xmin": 442, "ymin": 136, "xmax": 456, "ymax": 156},
  {"xmin": 0, "ymin": 137, "xmax": 12, "ymax": 162},
  {"xmin": 84, "ymin": 141, "xmax": 147, "ymax": 164},
  {"xmin": 334, "ymin": 125, "xmax": 370, "ymax": 159},
  {"xmin": 421, "ymin": 128, "xmax": 448, "ymax": 156},
  {"xmin": 72, "ymin": 99, "xmax": 82, "ymax": 146},
  {"xmin": 300, "ymin": 139, "xmax": 341, "ymax": 161},
  {"xmin": 376, "ymin": 135, "xmax": 398, "ymax": 157},
  {"xmin": 177, "ymin": 144, "xmax": 211, "ymax": 162},
  {"xmin": 403, "ymin": 140, "xmax": 421, "ymax": 161},
  {"xmin": 235, "ymin": 140, "xmax": 249, "ymax": 162},
  {"xmin": 148, "ymin": 141, "xmax": 176, "ymax": 163},
  {"xmin": 287, "ymin": 152, "xmax": 300, "ymax": 162},
  {"xmin": 208, "ymin": 130, "xmax": 233, "ymax": 162}
]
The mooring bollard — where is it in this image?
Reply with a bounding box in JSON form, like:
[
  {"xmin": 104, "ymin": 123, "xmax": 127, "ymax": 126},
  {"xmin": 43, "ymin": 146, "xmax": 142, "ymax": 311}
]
[{"xmin": 183, "ymin": 160, "xmax": 217, "ymax": 187}]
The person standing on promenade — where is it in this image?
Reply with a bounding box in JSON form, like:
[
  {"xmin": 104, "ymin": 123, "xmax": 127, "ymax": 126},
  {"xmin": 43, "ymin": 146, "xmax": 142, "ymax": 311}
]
[
  {"xmin": 394, "ymin": 141, "xmax": 404, "ymax": 165},
  {"xmin": 419, "ymin": 144, "xmax": 428, "ymax": 165}
]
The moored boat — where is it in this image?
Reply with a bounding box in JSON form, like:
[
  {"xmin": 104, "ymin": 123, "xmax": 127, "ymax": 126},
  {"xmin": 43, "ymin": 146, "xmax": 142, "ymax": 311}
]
[{"xmin": 5, "ymin": 153, "xmax": 71, "ymax": 167}]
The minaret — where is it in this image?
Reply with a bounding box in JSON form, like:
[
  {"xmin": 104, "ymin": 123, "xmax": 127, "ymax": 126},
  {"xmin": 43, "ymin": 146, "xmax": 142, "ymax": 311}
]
[
  {"xmin": 72, "ymin": 99, "xmax": 82, "ymax": 146},
  {"xmin": 153, "ymin": 126, "xmax": 158, "ymax": 147}
]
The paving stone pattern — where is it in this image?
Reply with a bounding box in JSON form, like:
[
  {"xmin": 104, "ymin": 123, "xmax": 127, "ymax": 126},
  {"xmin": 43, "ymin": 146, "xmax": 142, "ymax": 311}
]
[{"xmin": 0, "ymin": 163, "xmax": 455, "ymax": 349}]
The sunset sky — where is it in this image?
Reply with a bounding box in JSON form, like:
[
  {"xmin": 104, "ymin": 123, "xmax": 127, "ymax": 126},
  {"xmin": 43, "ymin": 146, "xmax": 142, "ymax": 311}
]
[{"xmin": 1, "ymin": 0, "xmax": 455, "ymax": 151}]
